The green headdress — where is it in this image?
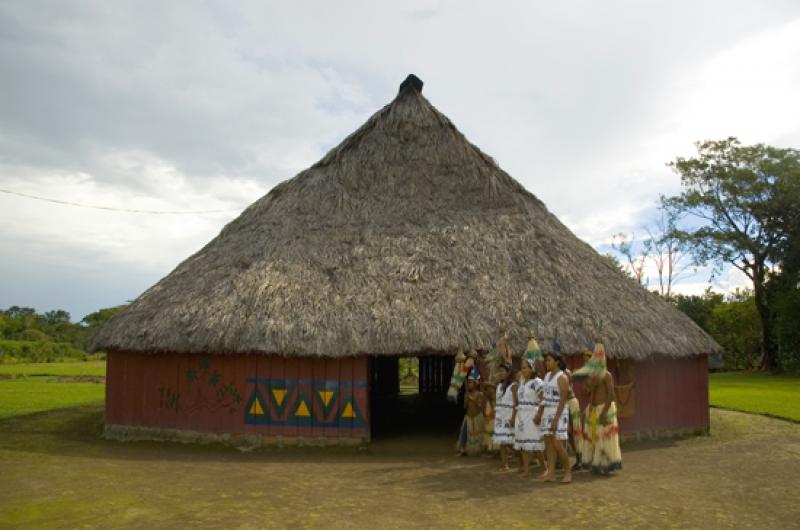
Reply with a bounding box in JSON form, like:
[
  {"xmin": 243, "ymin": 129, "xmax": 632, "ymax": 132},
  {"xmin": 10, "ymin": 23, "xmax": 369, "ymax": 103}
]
[
  {"xmin": 572, "ymin": 337, "xmax": 607, "ymax": 381},
  {"xmin": 523, "ymin": 329, "xmax": 544, "ymax": 365}
]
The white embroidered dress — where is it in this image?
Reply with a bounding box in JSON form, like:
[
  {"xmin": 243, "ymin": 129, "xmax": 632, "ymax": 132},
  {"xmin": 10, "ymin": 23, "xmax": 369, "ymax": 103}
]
[
  {"xmin": 514, "ymin": 377, "xmax": 544, "ymax": 451},
  {"xmin": 493, "ymin": 383, "xmax": 515, "ymax": 446},
  {"xmin": 541, "ymin": 370, "xmax": 569, "ymax": 440}
]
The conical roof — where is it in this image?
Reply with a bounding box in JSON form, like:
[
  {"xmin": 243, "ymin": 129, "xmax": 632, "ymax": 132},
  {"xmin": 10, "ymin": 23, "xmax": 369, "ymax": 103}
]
[{"xmin": 91, "ymin": 75, "xmax": 720, "ymax": 359}]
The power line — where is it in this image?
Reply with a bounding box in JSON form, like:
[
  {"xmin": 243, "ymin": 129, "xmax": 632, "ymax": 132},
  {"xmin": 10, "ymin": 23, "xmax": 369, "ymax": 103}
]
[{"xmin": 0, "ymin": 188, "xmax": 243, "ymax": 215}]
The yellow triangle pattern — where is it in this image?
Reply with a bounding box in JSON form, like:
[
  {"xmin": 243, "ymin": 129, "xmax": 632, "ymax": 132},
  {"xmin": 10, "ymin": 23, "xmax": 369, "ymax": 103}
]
[
  {"xmin": 249, "ymin": 398, "xmax": 264, "ymax": 415},
  {"xmin": 272, "ymin": 389, "xmax": 286, "ymax": 406},
  {"xmin": 295, "ymin": 400, "xmax": 311, "ymax": 417},
  {"xmin": 341, "ymin": 402, "xmax": 356, "ymax": 419},
  {"xmin": 319, "ymin": 391, "xmax": 334, "ymax": 407}
]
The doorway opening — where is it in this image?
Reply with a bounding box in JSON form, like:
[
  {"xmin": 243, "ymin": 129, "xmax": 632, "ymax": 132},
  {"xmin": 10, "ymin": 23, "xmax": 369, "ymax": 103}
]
[{"xmin": 368, "ymin": 355, "xmax": 462, "ymax": 438}]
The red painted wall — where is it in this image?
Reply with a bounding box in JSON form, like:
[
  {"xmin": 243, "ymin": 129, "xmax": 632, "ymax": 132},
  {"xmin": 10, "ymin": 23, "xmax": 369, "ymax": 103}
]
[
  {"xmin": 107, "ymin": 352, "xmax": 708, "ymax": 442},
  {"xmin": 566, "ymin": 355, "xmax": 709, "ymax": 437},
  {"xmin": 106, "ymin": 351, "xmax": 370, "ymax": 442}
]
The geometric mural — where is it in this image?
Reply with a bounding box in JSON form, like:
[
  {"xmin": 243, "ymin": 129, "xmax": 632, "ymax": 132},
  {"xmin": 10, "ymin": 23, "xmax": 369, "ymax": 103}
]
[
  {"xmin": 106, "ymin": 351, "xmax": 375, "ymax": 441},
  {"xmin": 243, "ymin": 378, "xmax": 366, "ymax": 428}
]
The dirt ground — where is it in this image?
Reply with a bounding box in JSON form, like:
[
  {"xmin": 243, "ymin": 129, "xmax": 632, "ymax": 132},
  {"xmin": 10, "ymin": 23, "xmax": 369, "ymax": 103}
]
[{"xmin": 0, "ymin": 406, "xmax": 798, "ymax": 529}]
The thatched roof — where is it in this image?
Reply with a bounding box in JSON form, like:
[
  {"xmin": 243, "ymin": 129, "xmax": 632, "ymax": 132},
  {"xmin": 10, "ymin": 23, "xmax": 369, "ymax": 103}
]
[{"xmin": 91, "ymin": 75, "xmax": 720, "ymax": 360}]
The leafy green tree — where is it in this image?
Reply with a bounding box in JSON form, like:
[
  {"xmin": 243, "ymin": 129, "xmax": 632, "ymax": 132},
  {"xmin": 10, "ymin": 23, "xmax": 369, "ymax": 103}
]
[
  {"xmin": 665, "ymin": 289, "xmax": 724, "ymax": 332},
  {"xmin": 43, "ymin": 310, "xmax": 70, "ymax": 324},
  {"xmin": 0, "ymin": 304, "xmax": 127, "ymax": 360},
  {"xmin": 81, "ymin": 306, "xmax": 126, "ymax": 328},
  {"xmin": 774, "ymin": 286, "xmax": 800, "ymax": 372},
  {"xmin": 663, "ymin": 137, "xmax": 800, "ymax": 371},
  {"xmin": 770, "ymin": 231, "xmax": 800, "ymax": 372},
  {"xmin": 5, "ymin": 306, "xmax": 36, "ymax": 320},
  {"xmin": 20, "ymin": 329, "xmax": 52, "ymax": 342},
  {"xmin": 2, "ymin": 307, "xmax": 37, "ymax": 336},
  {"xmin": 707, "ymin": 293, "xmax": 762, "ymax": 370}
]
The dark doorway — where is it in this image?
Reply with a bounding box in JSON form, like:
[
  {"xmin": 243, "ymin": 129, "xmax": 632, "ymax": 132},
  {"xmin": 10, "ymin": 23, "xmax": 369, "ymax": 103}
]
[{"xmin": 369, "ymin": 355, "xmax": 462, "ymax": 439}]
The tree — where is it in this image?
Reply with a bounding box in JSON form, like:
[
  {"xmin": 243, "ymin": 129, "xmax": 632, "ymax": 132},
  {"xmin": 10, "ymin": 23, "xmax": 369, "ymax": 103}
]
[
  {"xmin": 611, "ymin": 233, "xmax": 649, "ymax": 285},
  {"xmin": 707, "ymin": 291, "xmax": 761, "ymax": 370},
  {"xmin": 662, "ymin": 137, "xmax": 800, "ymax": 372},
  {"xmin": 602, "ymin": 253, "xmax": 636, "ymax": 280},
  {"xmin": 646, "ymin": 209, "xmax": 695, "ymax": 297},
  {"xmin": 666, "ymin": 289, "xmax": 724, "ymax": 332},
  {"xmin": 610, "ymin": 208, "xmax": 694, "ymax": 295},
  {"xmin": 43, "ymin": 310, "xmax": 71, "ymax": 325},
  {"xmin": 1, "ymin": 307, "xmax": 37, "ymax": 337},
  {"xmin": 80, "ymin": 306, "xmax": 126, "ymax": 328},
  {"xmin": 769, "ymin": 224, "xmax": 800, "ymax": 372}
]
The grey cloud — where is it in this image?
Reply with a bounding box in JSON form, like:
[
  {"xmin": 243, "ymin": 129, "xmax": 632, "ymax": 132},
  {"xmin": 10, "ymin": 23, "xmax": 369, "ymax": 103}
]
[
  {"xmin": 1, "ymin": 0, "xmax": 798, "ymax": 314},
  {"xmin": 2, "ymin": 1, "xmax": 798, "ymax": 194},
  {"xmin": 0, "ymin": 3, "xmax": 380, "ymax": 195}
]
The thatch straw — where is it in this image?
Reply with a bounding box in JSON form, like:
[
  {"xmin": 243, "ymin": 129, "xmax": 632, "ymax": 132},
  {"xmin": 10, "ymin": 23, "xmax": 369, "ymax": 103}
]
[{"xmin": 91, "ymin": 76, "xmax": 720, "ymax": 360}]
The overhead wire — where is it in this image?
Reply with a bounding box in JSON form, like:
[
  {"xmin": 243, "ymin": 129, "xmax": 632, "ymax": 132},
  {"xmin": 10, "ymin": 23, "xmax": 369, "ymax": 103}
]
[{"xmin": 0, "ymin": 188, "xmax": 243, "ymax": 215}]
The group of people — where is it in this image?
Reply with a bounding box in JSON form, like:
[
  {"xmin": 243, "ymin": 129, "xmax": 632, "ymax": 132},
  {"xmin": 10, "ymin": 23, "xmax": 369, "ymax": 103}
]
[{"xmin": 453, "ymin": 328, "xmax": 623, "ymax": 484}]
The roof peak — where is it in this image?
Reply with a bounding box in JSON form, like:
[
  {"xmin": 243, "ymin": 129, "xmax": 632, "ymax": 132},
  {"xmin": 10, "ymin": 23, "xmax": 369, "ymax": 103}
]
[
  {"xmin": 398, "ymin": 74, "xmax": 423, "ymax": 94},
  {"xmin": 89, "ymin": 72, "xmax": 721, "ymax": 360}
]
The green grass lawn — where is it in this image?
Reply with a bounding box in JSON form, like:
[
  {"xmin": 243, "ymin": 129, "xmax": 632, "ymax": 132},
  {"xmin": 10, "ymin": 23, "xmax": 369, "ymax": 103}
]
[
  {"xmin": 0, "ymin": 361, "xmax": 106, "ymax": 419},
  {"xmin": 399, "ymin": 384, "xmax": 419, "ymax": 395},
  {"xmin": 709, "ymin": 371, "xmax": 800, "ymax": 422},
  {"xmin": 0, "ymin": 379, "xmax": 105, "ymax": 419},
  {"xmin": 0, "ymin": 360, "xmax": 106, "ymax": 377}
]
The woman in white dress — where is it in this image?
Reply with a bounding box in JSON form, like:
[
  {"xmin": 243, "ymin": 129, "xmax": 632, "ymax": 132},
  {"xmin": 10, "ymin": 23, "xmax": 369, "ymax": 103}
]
[
  {"xmin": 492, "ymin": 363, "xmax": 516, "ymax": 471},
  {"xmin": 513, "ymin": 358, "xmax": 544, "ymax": 476},
  {"xmin": 534, "ymin": 351, "xmax": 572, "ymax": 483}
]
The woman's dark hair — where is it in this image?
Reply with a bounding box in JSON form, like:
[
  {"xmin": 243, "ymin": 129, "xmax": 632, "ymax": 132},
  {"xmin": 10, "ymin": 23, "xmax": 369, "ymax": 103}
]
[
  {"xmin": 543, "ymin": 351, "xmax": 566, "ymax": 371},
  {"xmin": 497, "ymin": 363, "xmax": 515, "ymax": 393}
]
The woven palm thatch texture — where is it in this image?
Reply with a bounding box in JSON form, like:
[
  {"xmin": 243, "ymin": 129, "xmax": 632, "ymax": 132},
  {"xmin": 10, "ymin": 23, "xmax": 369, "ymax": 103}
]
[{"xmin": 91, "ymin": 75, "xmax": 720, "ymax": 360}]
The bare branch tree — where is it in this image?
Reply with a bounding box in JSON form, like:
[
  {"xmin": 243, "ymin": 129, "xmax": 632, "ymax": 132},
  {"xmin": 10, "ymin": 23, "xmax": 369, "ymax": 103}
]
[
  {"xmin": 647, "ymin": 208, "xmax": 696, "ymax": 297},
  {"xmin": 611, "ymin": 232, "xmax": 649, "ymax": 285}
]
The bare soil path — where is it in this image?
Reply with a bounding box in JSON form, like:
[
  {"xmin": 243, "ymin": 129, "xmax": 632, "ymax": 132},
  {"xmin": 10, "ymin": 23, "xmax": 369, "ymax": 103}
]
[{"xmin": 1, "ymin": 407, "xmax": 798, "ymax": 529}]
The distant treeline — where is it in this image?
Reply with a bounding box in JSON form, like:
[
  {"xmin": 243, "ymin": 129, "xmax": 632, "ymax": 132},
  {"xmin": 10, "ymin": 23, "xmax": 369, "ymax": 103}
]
[
  {"xmin": 664, "ymin": 289, "xmax": 800, "ymax": 372},
  {"xmin": 0, "ymin": 306, "xmax": 125, "ymax": 363}
]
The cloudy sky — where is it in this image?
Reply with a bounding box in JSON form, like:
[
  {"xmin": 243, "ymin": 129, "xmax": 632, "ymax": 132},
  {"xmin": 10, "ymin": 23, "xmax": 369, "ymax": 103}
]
[{"xmin": 2, "ymin": 1, "xmax": 799, "ymax": 320}]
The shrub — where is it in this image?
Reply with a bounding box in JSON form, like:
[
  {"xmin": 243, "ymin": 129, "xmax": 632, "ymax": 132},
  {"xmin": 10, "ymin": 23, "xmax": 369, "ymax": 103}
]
[
  {"xmin": 775, "ymin": 287, "xmax": 800, "ymax": 373},
  {"xmin": 0, "ymin": 340, "xmax": 87, "ymax": 364},
  {"xmin": 708, "ymin": 297, "xmax": 761, "ymax": 370}
]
